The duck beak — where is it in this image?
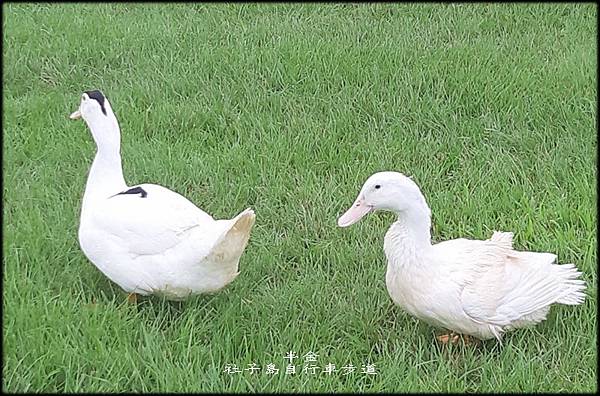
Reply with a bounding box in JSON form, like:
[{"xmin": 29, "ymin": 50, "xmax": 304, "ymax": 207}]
[
  {"xmin": 69, "ymin": 109, "xmax": 82, "ymax": 120},
  {"xmin": 337, "ymin": 197, "xmax": 373, "ymax": 227}
]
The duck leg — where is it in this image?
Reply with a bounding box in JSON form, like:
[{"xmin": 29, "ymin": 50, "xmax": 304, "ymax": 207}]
[
  {"xmin": 437, "ymin": 331, "xmax": 480, "ymax": 345},
  {"xmin": 461, "ymin": 334, "xmax": 481, "ymax": 346},
  {"xmin": 436, "ymin": 331, "xmax": 460, "ymax": 344},
  {"xmin": 127, "ymin": 292, "xmax": 138, "ymax": 304}
]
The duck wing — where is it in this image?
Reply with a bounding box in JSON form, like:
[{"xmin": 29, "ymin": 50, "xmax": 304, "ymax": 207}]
[
  {"xmin": 435, "ymin": 231, "xmax": 584, "ymax": 339},
  {"xmin": 92, "ymin": 183, "xmax": 215, "ymax": 256}
]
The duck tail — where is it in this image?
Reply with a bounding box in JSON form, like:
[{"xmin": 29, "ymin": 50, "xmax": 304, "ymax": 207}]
[
  {"xmin": 494, "ymin": 251, "xmax": 586, "ymax": 331},
  {"xmin": 207, "ymin": 208, "xmax": 256, "ymax": 270},
  {"xmin": 517, "ymin": 252, "xmax": 587, "ymax": 308},
  {"xmin": 553, "ymin": 263, "xmax": 586, "ymax": 305}
]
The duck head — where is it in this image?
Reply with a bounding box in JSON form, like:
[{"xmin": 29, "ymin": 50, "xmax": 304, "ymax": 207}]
[
  {"xmin": 70, "ymin": 90, "xmax": 121, "ymax": 153},
  {"xmin": 337, "ymin": 171, "xmax": 430, "ymax": 227}
]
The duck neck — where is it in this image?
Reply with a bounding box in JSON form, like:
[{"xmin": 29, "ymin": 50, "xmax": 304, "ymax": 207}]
[
  {"xmin": 81, "ymin": 118, "xmax": 127, "ymax": 213},
  {"xmin": 394, "ymin": 206, "xmax": 432, "ymax": 250},
  {"xmin": 86, "ymin": 150, "xmax": 127, "ymax": 194},
  {"xmin": 384, "ymin": 205, "xmax": 432, "ymax": 271}
]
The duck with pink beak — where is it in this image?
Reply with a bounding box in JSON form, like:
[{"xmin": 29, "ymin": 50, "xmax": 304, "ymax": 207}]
[
  {"xmin": 337, "ymin": 171, "xmax": 429, "ymax": 229},
  {"xmin": 337, "ymin": 171, "xmax": 585, "ymax": 343}
]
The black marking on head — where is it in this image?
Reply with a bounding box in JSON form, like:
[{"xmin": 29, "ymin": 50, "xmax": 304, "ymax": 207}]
[
  {"xmin": 115, "ymin": 186, "xmax": 147, "ymax": 198},
  {"xmin": 85, "ymin": 90, "xmax": 107, "ymax": 116}
]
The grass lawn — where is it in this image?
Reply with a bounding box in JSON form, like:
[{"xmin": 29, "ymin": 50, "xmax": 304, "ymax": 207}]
[{"xmin": 2, "ymin": 3, "xmax": 597, "ymax": 392}]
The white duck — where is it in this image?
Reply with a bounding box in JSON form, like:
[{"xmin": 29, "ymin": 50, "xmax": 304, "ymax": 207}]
[
  {"xmin": 338, "ymin": 171, "xmax": 586, "ymax": 342},
  {"xmin": 71, "ymin": 90, "xmax": 255, "ymax": 301}
]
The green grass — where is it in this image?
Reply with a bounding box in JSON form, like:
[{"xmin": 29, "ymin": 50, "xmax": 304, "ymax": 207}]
[{"xmin": 2, "ymin": 2, "xmax": 597, "ymax": 393}]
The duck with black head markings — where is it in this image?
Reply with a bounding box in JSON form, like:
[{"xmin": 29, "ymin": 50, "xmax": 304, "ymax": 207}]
[{"xmin": 71, "ymin": 90, "xmax": 256, "ymax": 301}]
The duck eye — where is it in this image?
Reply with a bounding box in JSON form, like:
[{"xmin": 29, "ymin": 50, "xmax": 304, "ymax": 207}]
[{"xmin": 375, "ymin": 185, "xmax": 381, "ymax": 189}]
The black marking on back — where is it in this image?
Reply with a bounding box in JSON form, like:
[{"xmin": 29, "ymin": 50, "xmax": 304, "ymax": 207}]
[
  {"xmin": 85, "ymin": 90, "xmax": 107, "ymax": 115},
  {"xmin": 116, "ymin": 186, "xmax": 148, "ymax": 198}
]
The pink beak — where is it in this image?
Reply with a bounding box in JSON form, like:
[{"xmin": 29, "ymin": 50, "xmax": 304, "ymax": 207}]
[{"xmin": 337, "ymin": 197, "xmax": 373, "ymax": 227}]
